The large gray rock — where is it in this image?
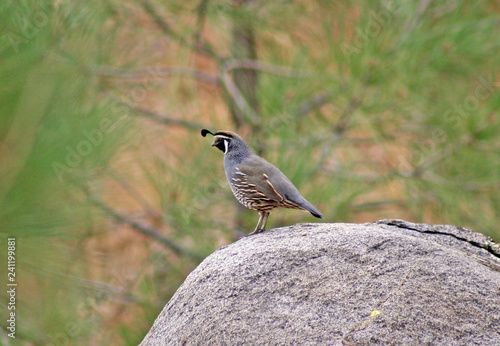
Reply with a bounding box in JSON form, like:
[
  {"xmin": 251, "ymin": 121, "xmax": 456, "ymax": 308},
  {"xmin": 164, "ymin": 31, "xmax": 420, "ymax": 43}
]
[{"xmin": 141, "ymin": 220, "xmax": 500, "ymax": 345}]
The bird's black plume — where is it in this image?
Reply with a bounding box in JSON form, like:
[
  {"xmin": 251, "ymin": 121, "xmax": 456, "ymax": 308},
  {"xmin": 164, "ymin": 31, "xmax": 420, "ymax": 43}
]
[{"xmin": 201, "ymin": 129, "xmax": 215, "ymax": 137}]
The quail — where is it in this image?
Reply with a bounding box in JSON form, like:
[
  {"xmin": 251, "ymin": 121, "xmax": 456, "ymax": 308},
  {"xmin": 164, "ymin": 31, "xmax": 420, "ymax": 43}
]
[{"xmin": 201, "ymin": 129, "xmax": 323, "ymax": 235}]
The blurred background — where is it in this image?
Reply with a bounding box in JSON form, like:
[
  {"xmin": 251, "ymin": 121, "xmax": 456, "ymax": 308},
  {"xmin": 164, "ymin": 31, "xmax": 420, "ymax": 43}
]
[{"xmin": 0, "ymin": 0, "xmax": 499, "ymax": 344}]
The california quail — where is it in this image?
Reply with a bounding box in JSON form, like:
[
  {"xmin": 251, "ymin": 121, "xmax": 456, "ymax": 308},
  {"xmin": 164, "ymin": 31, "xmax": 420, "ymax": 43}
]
[{"xmin": 201, "ymin": 129, "xmax": 323, "ymax": 235}]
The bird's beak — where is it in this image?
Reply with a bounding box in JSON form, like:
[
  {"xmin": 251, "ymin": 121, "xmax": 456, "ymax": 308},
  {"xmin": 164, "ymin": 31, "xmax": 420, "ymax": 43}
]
[{"xmin": 211, "ymin": 141, "xmax": 217, "ymax": 147}]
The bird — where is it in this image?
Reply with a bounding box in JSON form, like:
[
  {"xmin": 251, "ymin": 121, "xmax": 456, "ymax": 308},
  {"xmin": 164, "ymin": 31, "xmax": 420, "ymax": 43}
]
[{"xmin": 201, "ymin": 129, "xmax": 323, "ymax": 235}]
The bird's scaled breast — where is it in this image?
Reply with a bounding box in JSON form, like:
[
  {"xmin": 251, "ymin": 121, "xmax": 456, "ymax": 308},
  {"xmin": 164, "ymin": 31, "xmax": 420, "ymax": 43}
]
[{"xmin": 228, "ymin": 174, "xmax": 279, "ymax": 212}]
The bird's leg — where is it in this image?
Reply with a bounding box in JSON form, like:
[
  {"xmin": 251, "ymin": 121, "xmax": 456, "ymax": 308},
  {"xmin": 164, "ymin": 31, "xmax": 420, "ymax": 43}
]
[
  {"xmin": 248, "ymin": 211, "xmax": 270, "ymax": 236},
  {"xmin": 248, "ymin": 212, "xmax": 265, "ymax": 235},
  {"xmin": 260, "ymin": 212, "xmax": 269, "ymax": 232}
]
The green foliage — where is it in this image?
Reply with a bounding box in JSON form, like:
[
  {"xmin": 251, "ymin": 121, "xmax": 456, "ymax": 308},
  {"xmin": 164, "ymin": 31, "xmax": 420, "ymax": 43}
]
[
  {"xmin": 0, "ymin": 0, "xmax": 133, "ymax": 344},
  {"xmin": 0, "ymin": 0, "xmax": 498, "ymax": 344}
]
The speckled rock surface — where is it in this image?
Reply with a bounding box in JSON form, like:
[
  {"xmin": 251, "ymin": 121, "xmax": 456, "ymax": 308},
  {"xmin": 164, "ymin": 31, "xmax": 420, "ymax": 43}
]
[{"xmin": 140, "ymin": 220, "xmax": 500, "ymax": 345}]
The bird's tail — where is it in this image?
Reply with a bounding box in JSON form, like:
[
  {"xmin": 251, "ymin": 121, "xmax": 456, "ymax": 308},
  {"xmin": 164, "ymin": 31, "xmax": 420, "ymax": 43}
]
[
  {"xmin": 286, "ymin": 197, "xmax": 323, "ymax": 219},
  {"xmin": 303, "ymin": 201, "xmax": 323, "ymax": 219}
]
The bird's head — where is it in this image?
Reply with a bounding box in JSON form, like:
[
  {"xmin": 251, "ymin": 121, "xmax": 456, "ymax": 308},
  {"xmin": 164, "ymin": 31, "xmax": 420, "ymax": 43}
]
[{"xmin": 201, "ymin": 129, "xmax": 246, "ymax": 155}]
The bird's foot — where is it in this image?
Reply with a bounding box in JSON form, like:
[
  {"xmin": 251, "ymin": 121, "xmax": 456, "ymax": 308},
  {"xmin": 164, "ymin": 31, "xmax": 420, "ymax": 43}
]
[
  {"xmin": 246, "ymin": 228, "xmax": 266, "ymax": 236},
  {"xmin": 238, "ymin": 233, "xmax": 259, "ymax": 240}
]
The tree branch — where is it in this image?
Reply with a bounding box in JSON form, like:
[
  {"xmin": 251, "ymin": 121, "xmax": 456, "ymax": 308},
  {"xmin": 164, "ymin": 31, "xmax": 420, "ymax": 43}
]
[
  {"xmin": 193, "ymin": 0, "xmax": 210, "ymax": 44},
  {"xmin": 397, "ymin": 0, "xmax": 433, "ymax": 44},
  {"xmin": 108, "ymin": 94, "xmax": 208, "ymax": 130},
  {"xmin": 223, "ymin": 59, "xmax": 312, "ymax": 78},
  {"xmin": 91, "ymin": 65, "xmax": 219, "ymax": 84},
  {"xmin": 141, "ymin": 0, "xmax": 219, "ymax": 60},
  {"xmin": 220, "ymin": 66, "xmax": 261, "ymax": 126},
  {"xmin": 89, "ymin": 196, "xmax": 203, "ymax": 262},
  {"xmin": 39, "ymin": 267, "xmax": 146, "ymax": 304},
  {"xmin": 289, "ymin": 91, "xmax": 333, "ymax": 119},
  {"xmin": 107, "ymin": 168, "xmax": 160, "ymax": 219}
]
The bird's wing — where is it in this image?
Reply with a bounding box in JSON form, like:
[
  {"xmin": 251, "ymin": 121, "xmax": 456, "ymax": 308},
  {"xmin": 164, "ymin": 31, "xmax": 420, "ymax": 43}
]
[
  {"xmin": 235, "ymin": 161, "xmax": 285, "ymax": 202},
  {"xmin": 236, "ymin": 155, "xmax": 322, "ymax": 217}
]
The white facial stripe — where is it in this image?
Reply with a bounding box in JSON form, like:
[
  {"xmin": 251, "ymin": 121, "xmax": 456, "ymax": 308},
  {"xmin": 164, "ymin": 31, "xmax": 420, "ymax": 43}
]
[
  {"xmin": 224, "ymin": 139, "xmax": 229, "ymax": 154},
  {"xmin": 216, "ymin": 135, "xmax": 231, "ymax": 141}
]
